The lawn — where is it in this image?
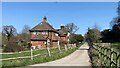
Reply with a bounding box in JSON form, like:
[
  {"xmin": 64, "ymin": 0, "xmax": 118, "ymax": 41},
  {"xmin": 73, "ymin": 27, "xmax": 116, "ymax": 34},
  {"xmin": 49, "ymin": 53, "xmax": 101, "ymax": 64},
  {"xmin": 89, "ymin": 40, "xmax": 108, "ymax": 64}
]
[
  {"xmin": 111, "ymin": 43, "xmax": 120, "ymax": 52},
  {"xmin": 1, "ymin": 44, "xmax": 81, "ymax": 67},
  {"xmin": 2, "ymin": 48, "xmax": 54, "ymax": 59}
]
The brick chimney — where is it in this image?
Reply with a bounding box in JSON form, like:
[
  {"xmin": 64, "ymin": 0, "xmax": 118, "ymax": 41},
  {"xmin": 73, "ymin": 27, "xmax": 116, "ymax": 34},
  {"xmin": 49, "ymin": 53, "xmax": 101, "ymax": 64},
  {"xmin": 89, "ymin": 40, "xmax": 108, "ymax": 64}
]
[
  {"xmin": 60, "ymin": 24, "xmax": 64, "ymax": 30},
  {"xmin": 43, "ymin": 16, "xmax": 47, "ymax": 22}
]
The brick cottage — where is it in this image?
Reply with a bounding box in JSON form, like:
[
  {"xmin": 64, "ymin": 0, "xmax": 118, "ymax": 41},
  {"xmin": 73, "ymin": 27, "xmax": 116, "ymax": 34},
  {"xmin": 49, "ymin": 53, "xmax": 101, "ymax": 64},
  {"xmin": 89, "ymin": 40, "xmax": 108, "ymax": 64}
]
[{"xmin": 29, "ymin": 16, "xmax": 70, "ymax": 49}]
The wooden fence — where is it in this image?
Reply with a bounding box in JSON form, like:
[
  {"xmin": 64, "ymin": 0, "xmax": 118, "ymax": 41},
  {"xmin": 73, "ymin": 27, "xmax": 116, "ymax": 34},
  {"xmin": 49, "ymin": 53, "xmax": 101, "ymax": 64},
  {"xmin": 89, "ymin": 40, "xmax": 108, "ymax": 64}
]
[
  {"xmin": 89, "ymin": 44, "xmax": 120, "ymax": 68},
  {"xmin": 1, "ymin": 44, "xmax": 76, "ymax": 61}
]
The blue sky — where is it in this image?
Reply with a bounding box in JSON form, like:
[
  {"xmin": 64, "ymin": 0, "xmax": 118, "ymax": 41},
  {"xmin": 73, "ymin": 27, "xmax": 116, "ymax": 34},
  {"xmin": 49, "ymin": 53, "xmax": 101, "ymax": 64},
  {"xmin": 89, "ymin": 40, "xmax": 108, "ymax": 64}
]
[{"xmin": 2, "ymin": 2, "xmax": 118, "ymax": 35}]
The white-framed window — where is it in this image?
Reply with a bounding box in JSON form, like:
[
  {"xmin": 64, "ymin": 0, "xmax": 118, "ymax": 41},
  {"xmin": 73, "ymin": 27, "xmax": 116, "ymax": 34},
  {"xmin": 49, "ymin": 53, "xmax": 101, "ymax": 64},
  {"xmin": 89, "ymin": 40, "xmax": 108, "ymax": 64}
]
[
  {"xmin": 42, "ymin": 31, "xmax": 48, "ymax": 35},
  {"xmin": 33, "ymin": 31, "xmax": 38, "ymax": 35},
  {"xmin": 67, "ymin": 32, "xmax": 70, "ymax": 36},
  {"xmin": 55, "ymin": 33, "xmax": 58, "ymax": 36}
]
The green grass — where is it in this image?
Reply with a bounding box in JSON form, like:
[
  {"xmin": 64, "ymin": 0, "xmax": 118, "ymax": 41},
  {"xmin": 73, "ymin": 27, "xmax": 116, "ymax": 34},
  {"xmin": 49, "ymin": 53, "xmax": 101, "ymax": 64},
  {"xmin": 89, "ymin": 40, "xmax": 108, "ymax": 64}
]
[
  {"xmin": 1, "ymin": 48, "xmax": 47, "ymax": 59},
  {"xmin": 111, "ymin": 43, "xmax": 120, "ymax": 52},
  {"xmin": 1, "ymin": 45, "xmax": 80, "ymax": 67}
]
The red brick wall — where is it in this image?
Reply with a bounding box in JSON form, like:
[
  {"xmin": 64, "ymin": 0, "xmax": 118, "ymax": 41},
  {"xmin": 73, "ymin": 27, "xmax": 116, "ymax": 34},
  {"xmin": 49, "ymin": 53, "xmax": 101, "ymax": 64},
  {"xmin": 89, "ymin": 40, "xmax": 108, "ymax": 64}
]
[
  {"xmin": 52, "ymin": 41, "xmax": 58, "ymax": 47},
  {"xmin": 61, "ymin": 37, "xmax": 66, "ymax": 41},
  {"xmin": 30, "ymin": 31, "xmax": 69, "ymax": 48},
  {"xmin": 31, "ymin": 41, "xmax": 46, "ymax": 48},
  {"xmin": 30, "ymin": 32, "xmax": 35, "ymax": 38}
]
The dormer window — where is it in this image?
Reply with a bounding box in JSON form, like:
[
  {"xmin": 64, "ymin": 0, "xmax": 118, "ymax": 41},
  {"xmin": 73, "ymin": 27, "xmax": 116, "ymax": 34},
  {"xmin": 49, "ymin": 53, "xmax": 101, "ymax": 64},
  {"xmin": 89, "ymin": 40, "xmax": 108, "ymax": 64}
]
[{"xmin": 42, "ymin": 31, "xmax": 48, "ymax": 35}]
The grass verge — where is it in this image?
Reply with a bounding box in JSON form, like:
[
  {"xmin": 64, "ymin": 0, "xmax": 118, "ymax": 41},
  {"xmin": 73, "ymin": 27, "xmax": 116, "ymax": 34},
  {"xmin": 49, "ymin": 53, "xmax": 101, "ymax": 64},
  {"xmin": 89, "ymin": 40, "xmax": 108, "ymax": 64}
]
[{"xmin": 111, "ymin": 43, "xmax": 120, "ymax": 52}]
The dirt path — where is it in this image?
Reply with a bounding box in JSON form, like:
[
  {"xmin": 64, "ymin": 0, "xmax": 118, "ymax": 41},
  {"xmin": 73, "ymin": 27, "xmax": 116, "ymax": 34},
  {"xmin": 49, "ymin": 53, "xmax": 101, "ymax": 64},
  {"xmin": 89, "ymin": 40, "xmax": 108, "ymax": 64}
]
[{"xmin": 29, "ymin": 43, "xmax": 91, "ymax": 67}]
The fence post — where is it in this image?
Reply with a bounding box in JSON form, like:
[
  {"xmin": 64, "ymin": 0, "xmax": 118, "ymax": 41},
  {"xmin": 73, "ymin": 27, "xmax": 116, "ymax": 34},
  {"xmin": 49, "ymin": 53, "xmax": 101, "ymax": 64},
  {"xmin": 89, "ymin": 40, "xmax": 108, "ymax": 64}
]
[
  {"xmin": 47, "ymin": 46, "xmax": 51, "ymax": 57},
  {"xmin": 65, "ymin": 44, "xmax": 67, "ymax": 51},
  {"xmin": 98, "ymin": 46, "xmax": 101, "ymax": 67},
  {"xmin": 110, "ymin": 49, "xmax": 113, "ymax": 68},
  {"xmin": 47, "ymin": 39, "xmax": 51, "ymax": 57},
  {"xmin": 104, "ymin": 48, "xmax": 107, "ymax": 65},
  {"xmin": 30, "ymin": 48, "xmax": 33, "ymax": 60},
  {"xmin": 58, "ymin": 40, "xmax": 61, "ymax": 53},
  {"xmin": 117, "ymin": 52, "xmax": 119, "ymax": 68}
]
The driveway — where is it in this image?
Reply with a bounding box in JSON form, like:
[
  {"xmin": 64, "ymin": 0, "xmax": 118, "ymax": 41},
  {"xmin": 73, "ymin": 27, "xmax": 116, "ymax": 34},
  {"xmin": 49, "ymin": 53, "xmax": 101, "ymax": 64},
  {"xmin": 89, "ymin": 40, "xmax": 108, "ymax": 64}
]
[{"xmin": 27, "ymin": 43, "xmax": 91, "ymax": 67}]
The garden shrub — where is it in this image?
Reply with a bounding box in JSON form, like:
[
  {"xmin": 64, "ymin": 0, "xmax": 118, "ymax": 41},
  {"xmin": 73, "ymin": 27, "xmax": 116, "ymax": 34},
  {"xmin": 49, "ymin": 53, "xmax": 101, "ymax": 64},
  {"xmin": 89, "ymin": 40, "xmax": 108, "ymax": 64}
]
[{"xmin": 3, "ymin": 42, "xmax": 25, "ymax": 52}]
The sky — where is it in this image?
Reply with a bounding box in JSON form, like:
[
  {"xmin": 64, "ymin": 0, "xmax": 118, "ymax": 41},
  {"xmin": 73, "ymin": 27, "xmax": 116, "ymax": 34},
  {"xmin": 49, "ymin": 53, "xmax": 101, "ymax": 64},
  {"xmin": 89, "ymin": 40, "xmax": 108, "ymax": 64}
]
[
  {"xmin": 2, "ymin": 2, "xmax": 118, "ymax": 35},
  {"xmin": 1, "ymin": 0, "xmax": 120, "ymax": 2}
]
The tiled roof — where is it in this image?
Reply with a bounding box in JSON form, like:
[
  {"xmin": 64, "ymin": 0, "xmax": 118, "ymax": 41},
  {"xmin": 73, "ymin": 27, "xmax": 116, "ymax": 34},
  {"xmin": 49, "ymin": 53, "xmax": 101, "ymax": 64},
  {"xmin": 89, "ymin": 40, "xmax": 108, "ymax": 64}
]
[
  {"xmin": 57, "ymin": 29, "xmax": 69, "ymax": 36},
  {"xmin": 31, "ymin": 22, "xmax": 55, "ymax": 31},
  {"xmin": 30, "ymin": 17, "xmax": 55, "ymax": 31},
  {"xmin": 30, "ymin": 16, "xmax": 69, "ymax": 37}
]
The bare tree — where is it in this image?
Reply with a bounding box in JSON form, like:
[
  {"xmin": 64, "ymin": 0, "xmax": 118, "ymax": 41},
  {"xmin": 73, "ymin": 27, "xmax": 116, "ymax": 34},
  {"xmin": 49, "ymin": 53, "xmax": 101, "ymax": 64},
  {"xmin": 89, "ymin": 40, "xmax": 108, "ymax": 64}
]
[
  {"xmin": 65, "ymin": 23, "xmax": 79, "ymax": 34},
  {"xmin": 110, "ymin": 1, "xmax": 120, "ymax": 30},
  {"xmin": 21, "ymin": 25, "xmax": 31, "ymax": 34},
  {"xmin": 2, "ymin": 25, "xmax": 17, "ymax": 41},
  {"xmin": 19, "ymin": 25, "xmax": 31, "ymax": 42}
]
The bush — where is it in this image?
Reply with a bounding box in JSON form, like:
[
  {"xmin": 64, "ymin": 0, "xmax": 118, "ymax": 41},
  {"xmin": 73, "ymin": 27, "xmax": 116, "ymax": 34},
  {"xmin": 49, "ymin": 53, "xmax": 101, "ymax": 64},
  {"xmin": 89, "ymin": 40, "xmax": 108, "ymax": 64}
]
[
  {"xmin": 20, "ymin": 41, "xmax": 31, "ymax": 50},
  {"xmin": 3, "ymin": 42, "xmax": 25, "ymax": 52},
  {"xmin": 111, "ymin": 43, "xmax": 120, "ymax": 51},
  {"xmin": 70, "ymin": 34, "xmax": 84, "ymax": 44}
]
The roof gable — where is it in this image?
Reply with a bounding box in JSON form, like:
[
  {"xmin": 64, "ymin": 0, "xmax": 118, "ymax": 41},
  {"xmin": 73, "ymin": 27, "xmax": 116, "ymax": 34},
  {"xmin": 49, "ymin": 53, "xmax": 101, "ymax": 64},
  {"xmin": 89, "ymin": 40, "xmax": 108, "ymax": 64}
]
[
  {"xmin": 30, "ymin": 16, "xmax": 55, "ymax": 31},
  {"xmin": 57, "ymin": 28, "xmax": 69, "ymax": 36},
  {"xmin": 31, "ymin": 22, "xmax": 55, "ymax": 30}
]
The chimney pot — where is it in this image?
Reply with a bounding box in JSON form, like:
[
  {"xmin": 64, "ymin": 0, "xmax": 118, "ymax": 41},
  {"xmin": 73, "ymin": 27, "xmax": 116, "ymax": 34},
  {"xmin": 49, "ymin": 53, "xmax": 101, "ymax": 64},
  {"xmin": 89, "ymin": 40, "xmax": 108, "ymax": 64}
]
[
  {"xmin": 43, "ymin": 16, "xmax": 47, "ymax": 22},
  {"xmin": 60, "ymin": 24, "xmax": 64, "ymax": 30}
]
